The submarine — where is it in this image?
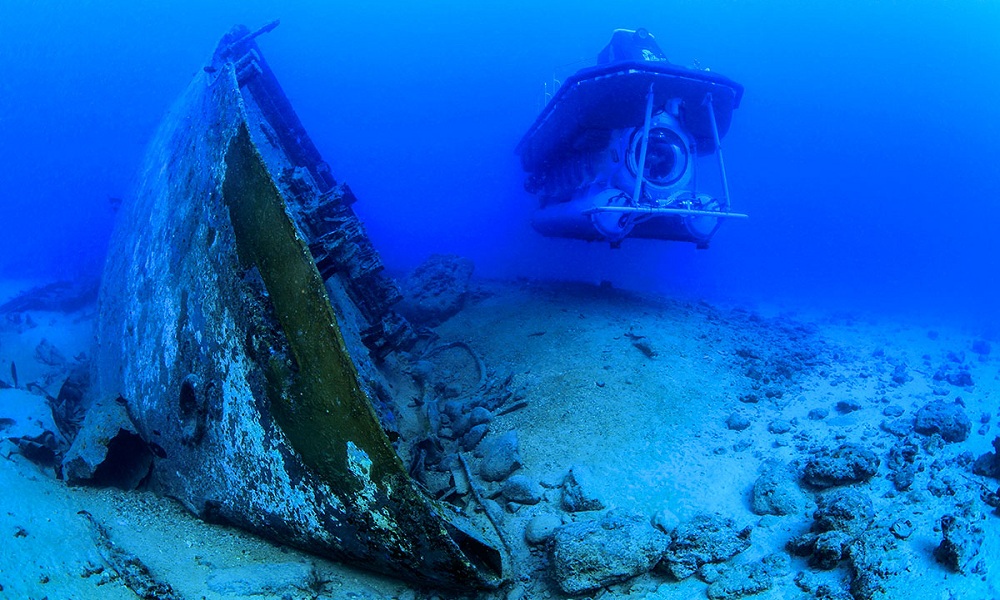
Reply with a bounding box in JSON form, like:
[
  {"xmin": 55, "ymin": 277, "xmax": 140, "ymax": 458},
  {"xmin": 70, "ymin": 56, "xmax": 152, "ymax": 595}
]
[{"xmin": 517, "ymin": 28, "xmax": 746, "ymax": 248}]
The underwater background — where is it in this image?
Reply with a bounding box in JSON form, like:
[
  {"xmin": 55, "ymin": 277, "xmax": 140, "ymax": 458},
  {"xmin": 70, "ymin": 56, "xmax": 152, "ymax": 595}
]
[{"xmin": 2, "ymin": 0, "xmax": 998, "ymax": 324}]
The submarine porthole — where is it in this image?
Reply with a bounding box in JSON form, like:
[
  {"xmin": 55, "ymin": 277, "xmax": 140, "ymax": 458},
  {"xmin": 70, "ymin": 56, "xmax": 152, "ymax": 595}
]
[{"xmin": 628, "ymin": 126, "xmax": 689, "ymax": 188}]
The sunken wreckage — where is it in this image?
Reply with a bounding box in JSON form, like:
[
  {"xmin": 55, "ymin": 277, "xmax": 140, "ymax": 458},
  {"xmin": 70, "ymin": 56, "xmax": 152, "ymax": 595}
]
[{"xmin": 68, "ymin": 23, "xmax": 505, "ymax": 589}]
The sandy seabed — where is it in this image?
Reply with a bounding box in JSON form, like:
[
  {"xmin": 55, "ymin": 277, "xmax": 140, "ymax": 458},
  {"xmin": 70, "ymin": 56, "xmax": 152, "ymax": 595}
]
[{"xmin": 0, "ymin": 277, "xmax": 997, "ymax": 600}]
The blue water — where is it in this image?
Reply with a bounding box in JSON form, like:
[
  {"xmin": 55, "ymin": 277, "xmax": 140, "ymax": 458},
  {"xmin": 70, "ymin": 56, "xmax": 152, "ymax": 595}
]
[{"xmin": 2, "ymin": 1, "xmax": 998, "ymax": 325}]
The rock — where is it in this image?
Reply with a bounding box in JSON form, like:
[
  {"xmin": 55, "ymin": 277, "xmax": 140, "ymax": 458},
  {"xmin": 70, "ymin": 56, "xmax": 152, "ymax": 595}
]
[
  {"xmin": 398, "ymin": 254, "xmax": 475, "ymax": 326},
  {"xmin": 882, "ymin": 405, "xmax": 904, "ymax": 417},
  {"xmin": 891, "ymin": 364, "xmax": 911, "ymax": 386},
  {"xmin": 751, "ymin": 460, "xmax": 803, "ymax": 516},
  {"xmin": 726, "ymin": 412, "xmax": 751, "ymax": 431},
  {"xmin": 813, "ymin": 488, "xmax": 874, "ymax": 537},
  {"xmin": 934, "ymin": 513, "xmax": 985, "ymax": 574},
  {"xmin": 835, "ymin": 398, "xmax": 862, "ymax": 414},
  {"xmin": 810, "ymin": 531, "xmax": 850, "ymax": 569},
  {"xmin": 561, "ymin": 465, "xmax": 605, "ymax": 512},
  {"xmin": 468, "ymin": 406, "xmax": 492, "ymax": 427},
  {"xmin": 501, "ymin": 474, "xmax": 542, "ymax": 505},
  {"xmin": 706, "ymin": 562, "xmax": 772, "ymax": 600},
  {"xmin": 460, "ymin": 423, "xmax": 488, "ymax": 451},
  {"xmin": 651, "ymin": 507, "xmax": 680, "ymax": 533},
  {"xmin": 807, "ymin": 407, "xmax": 829, "ymax": 420},
  {"xmin": 972, "ymin": 340, "xmax": 991, "ymax": 355},
  {"xmin": 890, "ymin": 519, "xmax": 913, "ymax": 540},
  {"xmin": 551, "ymin": 509, "xmax": 670, "ymax": 594},
  {"xmin": 880, "ymin": 418, "xmax": 913, "ymax": 437},
  {"xmin": 914, "ymin": 400, "xmax": 971, "ymax": 442},
  {"xmin": 525, "ymin": 513, "xmax": 562, "ymax": 546},
  {"xmin": 848, "ymin": 528, "xmax": 909, "ymax": 600},
  {"xmin": 945, "ymin": 370, "xmax": 974, "ymax": 387},
  {"xmin": 63, "ymin": 396, "xmax": 154, "ymax": 488},
  {"xmin": 972, "ymin": 436, "xmax": 1000, "ymax": 479},
  {"xmin": 662, "ymin": 513, "xmax": 752, "ymax": 580},
  {"xmin": 478, "ymin": 431, "xmax": 521, "ymax": 482},
  {"xmin": 767, "ymin": 420, "xmax": 792, "ymax": 434},
  {"xmin": 802, "ymin": 443, "xmax": 880, "ymax": 488}
]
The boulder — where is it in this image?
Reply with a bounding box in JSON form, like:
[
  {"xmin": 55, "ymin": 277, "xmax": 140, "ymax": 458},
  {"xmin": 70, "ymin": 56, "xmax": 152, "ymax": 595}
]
[
  {"xmin": 813, "ymin": 488, "xmax": 874, "ymax": 537},
  {"xmin": 662, "ymin": 513, "xmax": 752, "ymax": 580},
  {"xmin": 848, "ymin": 528, "xmax": 910, "ymax": 600},
  {"xmin": 751, "ymin": 459, "xmax": 803, "ymax": 516},
  {"xmin": 934, "ymin": 513, "xmax": 985, "ymax": 575},
  {"xmin": 802, "ymin": 443, "xmax": 879, "ymax": 488},
  {"xmin": 551, "ymin": 509, "xmax": 670, "ymax": 594},
  {"xmin": 914, "ymin": 400, "xmax": 971, "ymax": 443},
  {"xmin": 398, "ymin": 254, "xmax": 475, "ymax": 326}
]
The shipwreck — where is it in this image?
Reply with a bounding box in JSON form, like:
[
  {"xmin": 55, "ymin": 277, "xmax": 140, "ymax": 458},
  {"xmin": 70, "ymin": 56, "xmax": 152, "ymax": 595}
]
[{"xmin": 66, "ymin": 22, "xmax": 505, "ymax": 589}]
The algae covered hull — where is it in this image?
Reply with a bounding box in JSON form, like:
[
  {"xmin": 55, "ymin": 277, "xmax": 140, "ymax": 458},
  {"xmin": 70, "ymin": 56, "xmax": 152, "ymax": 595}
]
[{"xmin": 89, "ymin": 24, "xmax": 504, "ymax": 589}]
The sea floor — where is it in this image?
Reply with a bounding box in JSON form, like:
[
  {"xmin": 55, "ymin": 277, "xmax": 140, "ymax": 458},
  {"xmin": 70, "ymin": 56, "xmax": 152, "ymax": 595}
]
[{"xmin": 0, "ymin": 276, "xmax": 997, "ymax": 600}]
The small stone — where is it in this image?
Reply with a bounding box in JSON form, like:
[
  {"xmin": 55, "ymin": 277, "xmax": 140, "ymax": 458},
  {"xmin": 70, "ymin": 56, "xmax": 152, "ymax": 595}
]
[
  {"xmin": 706, "ymin": 562, "xmax": 772, "ymax": 600},
  {"xmin": 808, "ymin": 407, "xmax": 829, "ymax": 420},
  {"xmin": 767, "ymin": 420, "xmax": 792, "ymax": 434},
  {"xmin": 468, "ymin": 406, "xmax": 492, "ymax": 426},
  {"xmin": 882, "ymin": 405, "xmax": 904, "ymax": 417},
  {"xmin": 890, "ymin": 518, "xmax": 913, "ymax": 540},
  {"xmin": 460, "ymin": 423, "xmax": 488, "ymax": 451},
  {"xmin": 835, "ymin": 398, "xmax": 862, "ymax": 414},
  {"xmin": 479, "ymin": 431, "xmax": 522, "ymax": 482},
  {"xmin": 880, "ymin": 418, "xmax": 913, "ymax": 437},
  {"xmin": 525, "ymin": 513, "xmax": 562, "ymax": 545},
  {"xmin": 501, "ymin": 474, "xmax": 542, "ymax": 505},
  {"xmin": 561, "ymin": 465, "xmax": 605, "ymax": 512},
  {"xmin": 726, "ymin": 413, "xmax": 751, "ymax": 431},
  {"xmin": 651, "ymin": 507, "xmax": 680, "ymax": 534}
]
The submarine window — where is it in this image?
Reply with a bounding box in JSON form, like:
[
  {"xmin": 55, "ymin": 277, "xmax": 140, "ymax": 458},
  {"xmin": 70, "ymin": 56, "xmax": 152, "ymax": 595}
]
[{"xmin": 630, "ymin": 127, "xmax": 689, "ymax": 187}]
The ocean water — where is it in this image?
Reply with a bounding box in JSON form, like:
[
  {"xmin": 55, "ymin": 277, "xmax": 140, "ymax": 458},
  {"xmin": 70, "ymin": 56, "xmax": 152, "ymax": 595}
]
[{"xmin": 1, "ymin": 0, "xmax": 998, "ymax": 323}]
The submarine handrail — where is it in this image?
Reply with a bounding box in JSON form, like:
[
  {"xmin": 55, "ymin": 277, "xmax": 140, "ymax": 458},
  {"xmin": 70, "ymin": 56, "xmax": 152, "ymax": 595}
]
[
  {"xmin": 631, "ymin": 83, "xmax": 656, "ymax": 205},
  {"xmin": 585, "ymin": 206, "xmax": 748, "ymax": 219},
  {"xmin": 704, "ymin": 93, "xmax": 732, "ymax": 211}
]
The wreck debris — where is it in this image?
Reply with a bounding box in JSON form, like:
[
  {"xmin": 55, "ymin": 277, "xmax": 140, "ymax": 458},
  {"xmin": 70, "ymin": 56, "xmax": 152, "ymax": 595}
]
[{"xmin": 77, "ymin": 510, "xmax": 182, "ymax": 600}]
